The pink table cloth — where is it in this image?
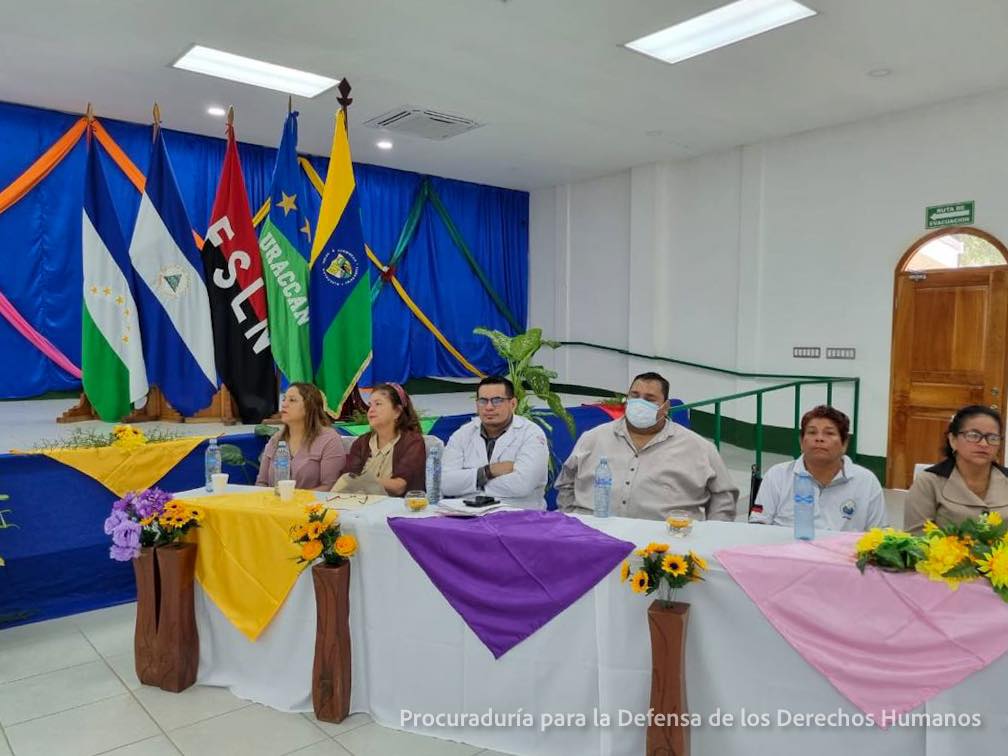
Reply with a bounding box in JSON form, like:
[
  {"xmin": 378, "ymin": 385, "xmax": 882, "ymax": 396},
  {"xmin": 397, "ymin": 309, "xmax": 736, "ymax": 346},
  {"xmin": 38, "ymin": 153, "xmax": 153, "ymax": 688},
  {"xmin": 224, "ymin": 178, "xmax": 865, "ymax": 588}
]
[{"xmin": 716, "ymin": 533, "xmax": 1008, "ymax": 724}]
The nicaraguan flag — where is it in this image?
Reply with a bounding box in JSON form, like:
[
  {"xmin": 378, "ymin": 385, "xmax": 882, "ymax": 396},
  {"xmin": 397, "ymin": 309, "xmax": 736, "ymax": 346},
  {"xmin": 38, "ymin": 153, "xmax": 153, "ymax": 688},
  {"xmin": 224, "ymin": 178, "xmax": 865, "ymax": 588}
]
[
  {"xmin": 128, "ymin": 126, "xmax": 218, "ymax": 415},
  {"xmin": 81, "ymin": 133, "xmax": 148, "ymax": 421}
]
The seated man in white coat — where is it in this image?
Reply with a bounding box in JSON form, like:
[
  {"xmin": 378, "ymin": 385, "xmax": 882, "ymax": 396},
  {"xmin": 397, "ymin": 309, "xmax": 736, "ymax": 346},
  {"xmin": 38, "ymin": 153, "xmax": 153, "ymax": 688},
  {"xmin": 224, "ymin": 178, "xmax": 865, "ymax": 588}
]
[{"xmin": 441, "ymin": 376, "xmax": 550, "ymax": 509}]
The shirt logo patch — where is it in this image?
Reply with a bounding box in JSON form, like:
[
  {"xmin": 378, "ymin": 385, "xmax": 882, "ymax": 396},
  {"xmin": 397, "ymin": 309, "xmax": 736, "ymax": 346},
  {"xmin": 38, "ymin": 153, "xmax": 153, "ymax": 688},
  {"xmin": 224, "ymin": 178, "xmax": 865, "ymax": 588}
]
[{"xmin": 841, "ymin": 500, "xmax": 856, "ymax": 519}]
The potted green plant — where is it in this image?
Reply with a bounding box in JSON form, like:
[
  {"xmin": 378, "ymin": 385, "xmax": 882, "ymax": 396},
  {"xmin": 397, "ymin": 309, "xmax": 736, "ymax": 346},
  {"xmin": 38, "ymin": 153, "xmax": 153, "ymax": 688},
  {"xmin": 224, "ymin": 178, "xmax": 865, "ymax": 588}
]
[{"xmin": 473, "ymin": 327, "xmax": 575, "ymax": 439}]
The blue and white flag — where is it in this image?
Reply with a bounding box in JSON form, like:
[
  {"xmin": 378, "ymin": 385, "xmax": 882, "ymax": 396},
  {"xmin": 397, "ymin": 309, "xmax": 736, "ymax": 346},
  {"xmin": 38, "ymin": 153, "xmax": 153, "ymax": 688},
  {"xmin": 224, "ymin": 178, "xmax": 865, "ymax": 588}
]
[{"xmin": 128, "ymin": 127, "xmax": 218, "ymax": 415}]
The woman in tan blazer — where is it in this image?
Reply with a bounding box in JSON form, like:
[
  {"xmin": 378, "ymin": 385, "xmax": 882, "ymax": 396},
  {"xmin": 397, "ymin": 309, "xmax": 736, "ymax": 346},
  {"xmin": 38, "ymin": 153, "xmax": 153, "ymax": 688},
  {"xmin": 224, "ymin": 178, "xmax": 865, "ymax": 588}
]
[{"xmin": 905, "ymin": 405, "xmax": 1008, "ymax": 533}]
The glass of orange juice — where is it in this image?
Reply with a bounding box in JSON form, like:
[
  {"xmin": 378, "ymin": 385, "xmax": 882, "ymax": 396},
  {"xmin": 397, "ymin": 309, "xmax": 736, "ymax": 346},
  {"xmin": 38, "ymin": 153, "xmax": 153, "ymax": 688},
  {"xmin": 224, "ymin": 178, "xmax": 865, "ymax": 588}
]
[
  {"xmin": 405, "ymin": 490, "xmax": 428, "ymax": 512},
  {"xmin": 666, "ymin": 516, "xmax": 694, "ymax": 538}
]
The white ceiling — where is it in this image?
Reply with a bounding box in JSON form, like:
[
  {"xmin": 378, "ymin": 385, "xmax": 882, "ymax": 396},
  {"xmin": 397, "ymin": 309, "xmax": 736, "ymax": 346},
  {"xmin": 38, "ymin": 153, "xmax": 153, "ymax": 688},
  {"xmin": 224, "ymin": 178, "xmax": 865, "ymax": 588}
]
[{"xmin": 1, "ymin": 0, "xmax": 1007, "ymax": 190}]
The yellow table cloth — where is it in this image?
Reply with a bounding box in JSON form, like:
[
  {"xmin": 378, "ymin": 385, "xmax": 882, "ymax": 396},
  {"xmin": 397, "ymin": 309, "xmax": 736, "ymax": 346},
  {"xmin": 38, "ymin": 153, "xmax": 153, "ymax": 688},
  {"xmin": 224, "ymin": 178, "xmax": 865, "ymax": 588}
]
[
  {"xmin": 186, "ymin": 489, "xmax": 318, "ymax": 641},
  {"xmin": 25, "ymin": 436, "xmax": 209, "ymax": 497}
]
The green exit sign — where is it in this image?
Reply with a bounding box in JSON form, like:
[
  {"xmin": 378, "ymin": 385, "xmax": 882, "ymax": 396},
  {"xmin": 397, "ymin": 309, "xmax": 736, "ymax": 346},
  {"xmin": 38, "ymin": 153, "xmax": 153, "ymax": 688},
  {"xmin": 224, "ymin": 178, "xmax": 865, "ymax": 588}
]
[{"xmin": 926, "ymin": 201, "xmax": 974, "ymax": 229}]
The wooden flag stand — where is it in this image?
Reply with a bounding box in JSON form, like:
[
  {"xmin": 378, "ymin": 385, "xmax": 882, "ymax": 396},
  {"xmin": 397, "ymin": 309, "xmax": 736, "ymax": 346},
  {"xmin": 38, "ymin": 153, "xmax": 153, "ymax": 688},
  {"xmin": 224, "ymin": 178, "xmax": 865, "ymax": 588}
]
[{"xmin": 57, "ymin": 386, "xmax": 239, "ymax": 424}]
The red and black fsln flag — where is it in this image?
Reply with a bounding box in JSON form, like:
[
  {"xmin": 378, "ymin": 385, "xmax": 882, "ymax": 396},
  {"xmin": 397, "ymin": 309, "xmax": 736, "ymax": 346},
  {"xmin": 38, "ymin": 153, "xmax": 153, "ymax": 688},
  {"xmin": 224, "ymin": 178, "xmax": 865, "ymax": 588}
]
[{"xmin": 202, "ymin": 122, "xmax": 277, "ymax": 423}]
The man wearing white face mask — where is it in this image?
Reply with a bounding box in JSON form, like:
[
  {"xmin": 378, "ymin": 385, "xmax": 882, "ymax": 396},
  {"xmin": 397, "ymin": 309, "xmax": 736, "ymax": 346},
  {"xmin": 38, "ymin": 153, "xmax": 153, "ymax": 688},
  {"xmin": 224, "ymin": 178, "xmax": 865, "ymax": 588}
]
[{"xmin": 555, "ymin": 372, "xmax": 738, "ymax": 521}]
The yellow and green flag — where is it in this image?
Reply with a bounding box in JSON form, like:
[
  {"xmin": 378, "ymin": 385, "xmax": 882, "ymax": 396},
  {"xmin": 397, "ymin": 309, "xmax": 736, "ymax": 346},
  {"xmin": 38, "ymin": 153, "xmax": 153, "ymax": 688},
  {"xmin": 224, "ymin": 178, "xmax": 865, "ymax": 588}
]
[{"xmin": 308, "ymin": 110, "xmax": 372, "ymax": 407}]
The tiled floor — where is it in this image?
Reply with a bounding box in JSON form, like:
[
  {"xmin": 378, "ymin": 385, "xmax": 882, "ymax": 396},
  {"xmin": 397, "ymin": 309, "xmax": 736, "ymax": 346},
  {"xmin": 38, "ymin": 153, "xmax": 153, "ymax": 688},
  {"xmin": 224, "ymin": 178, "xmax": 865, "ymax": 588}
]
[{"xmin": 0, "ymin": 604, "xmax": 508, "ymax": 756}]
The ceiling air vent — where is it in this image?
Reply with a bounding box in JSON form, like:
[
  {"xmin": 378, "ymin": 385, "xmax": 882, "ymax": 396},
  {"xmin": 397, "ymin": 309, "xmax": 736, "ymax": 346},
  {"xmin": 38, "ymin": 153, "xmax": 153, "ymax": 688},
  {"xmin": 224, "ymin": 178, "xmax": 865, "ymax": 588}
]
[{"xmin": 363, "ymin": 107, "xmax": 482, "ymax": 140}]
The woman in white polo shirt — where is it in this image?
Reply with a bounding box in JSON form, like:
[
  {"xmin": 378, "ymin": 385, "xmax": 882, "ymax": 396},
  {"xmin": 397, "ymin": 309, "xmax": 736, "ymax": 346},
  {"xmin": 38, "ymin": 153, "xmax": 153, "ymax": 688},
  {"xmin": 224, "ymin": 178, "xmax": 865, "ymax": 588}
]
[{"xmin": 749, "ymin": 405, "xmax": 886, "ymax": 531}]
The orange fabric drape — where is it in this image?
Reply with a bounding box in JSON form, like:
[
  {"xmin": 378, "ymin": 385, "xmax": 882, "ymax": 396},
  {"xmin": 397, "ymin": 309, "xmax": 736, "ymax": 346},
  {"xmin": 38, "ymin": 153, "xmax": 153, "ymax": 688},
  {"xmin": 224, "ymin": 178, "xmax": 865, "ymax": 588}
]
[
  {"xmin": 0, "ymin": 117, "xmax": 88, "ymax": 216},
  {"xmin": 90, "ymin": 120, "xmax": 204, "ymax": 248},
  {"xmin": 91, "ymin": 120, "xmax": 145, "ymax": 193}
]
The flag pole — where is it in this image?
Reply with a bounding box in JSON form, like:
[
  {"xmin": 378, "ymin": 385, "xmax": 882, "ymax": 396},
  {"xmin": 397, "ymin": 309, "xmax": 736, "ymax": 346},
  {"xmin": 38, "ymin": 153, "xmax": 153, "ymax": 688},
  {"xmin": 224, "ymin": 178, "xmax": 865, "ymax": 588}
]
[
  {"xmin": 152, "ymin": 102, "xmax": 161, "ymax": 141},
  {"xmin": 331, "ymin": 78, "xmax": 369, "ymax": 420}
]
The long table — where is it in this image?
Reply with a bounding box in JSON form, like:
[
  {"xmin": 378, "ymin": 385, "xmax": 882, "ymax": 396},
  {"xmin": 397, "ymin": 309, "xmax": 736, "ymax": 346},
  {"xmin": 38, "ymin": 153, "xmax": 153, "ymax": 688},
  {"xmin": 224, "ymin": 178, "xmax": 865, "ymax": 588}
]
[{"xmin": 187, "ymin": 487, "xmax": 1006, "ymax": 756}]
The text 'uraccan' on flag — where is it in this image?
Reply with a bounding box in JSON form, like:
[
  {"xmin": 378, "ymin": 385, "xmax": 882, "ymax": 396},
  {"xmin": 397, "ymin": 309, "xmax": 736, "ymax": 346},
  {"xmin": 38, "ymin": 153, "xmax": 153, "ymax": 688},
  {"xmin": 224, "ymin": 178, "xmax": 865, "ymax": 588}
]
[
  {"xmin": 128, "ymin": 111, "xmax": 218, "ymax": 417},
  {"xmin": 259, "ymin": 110, "xmax": 312, "ymax": 384},
  {"xmin": 81, "ymin": 128, "xmax": 148, "ymax": 421},
  {"xmin": 309, "ymin": 94, "xmax": 372, "ymax": 410},
  {"xmin": 203, "ymin": 112, "xmax": 277, "ymax": 423}
]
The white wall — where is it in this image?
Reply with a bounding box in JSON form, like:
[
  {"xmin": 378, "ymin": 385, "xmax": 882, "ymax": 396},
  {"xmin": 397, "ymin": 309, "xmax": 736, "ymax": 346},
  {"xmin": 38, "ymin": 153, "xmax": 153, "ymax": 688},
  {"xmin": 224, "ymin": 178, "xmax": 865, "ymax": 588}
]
[{"xmin": 530, "ymin": 87, "xmax": 1008, "ymax": 458}]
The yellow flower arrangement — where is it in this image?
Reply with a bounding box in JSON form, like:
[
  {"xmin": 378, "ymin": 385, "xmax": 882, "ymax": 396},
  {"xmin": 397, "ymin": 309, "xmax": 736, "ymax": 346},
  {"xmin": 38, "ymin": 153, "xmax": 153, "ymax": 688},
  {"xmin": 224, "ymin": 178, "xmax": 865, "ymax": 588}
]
[
  {"xmin": 301, "ymin": 540, "xmax": 323, "ymax": 561},
  {"xmin": 976, "ymin": 540, "xmax": 1008, "ymax": 590},
  {"xmin": 689, "ymin": 550, "xmax": 708, "ymax": 572},
  {"xmin": 855, "ymin": 528, "xmax": 887, "ymax": 555},
  {"xmin": 623, "ymin": 542, "xmax": 707, "ymax": 604},
  {"xmin": 288, "ymin": 502, "xmax": 356, "ymax": 568},
  {"xmin": 916, "ymin": 534, "xmax": 977, "ymax": 589},
  {"xmin": 856, "ymin": 513, "xmax": 1008, "ymax": 601},
  {"xmin": 661, "ymin": 554, "xmax": 688, "ymax": 577},
  {"xmin": 111, "ymin": 424, "xmax": 148, "ymax": 450},
  {"xmin": 631, "ymin": 570, "xmax": 650, "ymax": 594},
  {"xmin": 334, "ymin": 534, "xmax": 358, "ymax": 558},
  {"xmin": 154, "ymin": 500, "xmax": 202, "ymax": 542}
]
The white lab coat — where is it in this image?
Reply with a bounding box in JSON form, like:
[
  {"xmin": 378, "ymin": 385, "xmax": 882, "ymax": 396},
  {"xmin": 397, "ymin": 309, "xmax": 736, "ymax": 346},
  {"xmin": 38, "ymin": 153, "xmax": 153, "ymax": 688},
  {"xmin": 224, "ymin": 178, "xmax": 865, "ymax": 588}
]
[{"xmin": 441, "ymin": 414, "xmax": 550, "ymax": 509}]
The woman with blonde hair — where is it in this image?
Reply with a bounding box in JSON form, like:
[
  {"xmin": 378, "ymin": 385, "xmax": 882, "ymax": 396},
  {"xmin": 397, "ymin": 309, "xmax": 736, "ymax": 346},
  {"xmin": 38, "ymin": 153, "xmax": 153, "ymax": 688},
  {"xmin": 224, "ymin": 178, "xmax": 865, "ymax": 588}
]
[{"xmin": 256, "ymin": 382, "xmax": 346, "ymax": 491}]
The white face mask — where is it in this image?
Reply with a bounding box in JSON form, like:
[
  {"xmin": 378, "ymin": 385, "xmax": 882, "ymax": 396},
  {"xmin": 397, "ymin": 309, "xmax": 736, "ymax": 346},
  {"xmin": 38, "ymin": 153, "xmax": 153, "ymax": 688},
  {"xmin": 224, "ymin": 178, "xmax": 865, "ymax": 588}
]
[{"xmin": 625, "ymin": 397, "xmax": 661, "ymax": 428}]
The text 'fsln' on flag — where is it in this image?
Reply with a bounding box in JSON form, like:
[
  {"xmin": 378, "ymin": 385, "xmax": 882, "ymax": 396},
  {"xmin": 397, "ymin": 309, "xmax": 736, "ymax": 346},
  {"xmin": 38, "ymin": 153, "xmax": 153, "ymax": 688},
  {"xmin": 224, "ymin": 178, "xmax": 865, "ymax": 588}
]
[{"xmin": 203, "ymin": 119, "xmax": 277, "ymax": 423}]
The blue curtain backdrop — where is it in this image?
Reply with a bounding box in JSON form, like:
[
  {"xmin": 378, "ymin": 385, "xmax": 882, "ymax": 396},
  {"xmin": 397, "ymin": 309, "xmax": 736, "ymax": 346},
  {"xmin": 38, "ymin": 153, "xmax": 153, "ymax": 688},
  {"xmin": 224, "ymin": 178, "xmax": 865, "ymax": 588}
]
[{"xmin": 0, "ymin": 100, "xmax": 527, "ymax": 398}]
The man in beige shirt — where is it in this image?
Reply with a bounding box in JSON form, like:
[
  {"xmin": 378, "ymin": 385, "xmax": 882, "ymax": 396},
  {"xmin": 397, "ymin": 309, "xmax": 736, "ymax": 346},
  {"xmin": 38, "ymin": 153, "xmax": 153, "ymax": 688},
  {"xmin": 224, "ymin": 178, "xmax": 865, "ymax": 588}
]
[{"xmin": 555, "ymin": 372, "xmax": 738, "ymax": 521}]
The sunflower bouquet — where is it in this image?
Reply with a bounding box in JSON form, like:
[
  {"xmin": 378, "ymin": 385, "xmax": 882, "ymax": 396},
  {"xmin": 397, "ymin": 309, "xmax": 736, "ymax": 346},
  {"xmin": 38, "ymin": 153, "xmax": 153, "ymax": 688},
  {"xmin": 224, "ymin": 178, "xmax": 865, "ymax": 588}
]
[
  {"xmin": 620, "ymin": 542, "xmax": 707, "ymax": 605},
  {"xmin": 289, "ymin": 502, "xmax": 358, "ymax": 569}
]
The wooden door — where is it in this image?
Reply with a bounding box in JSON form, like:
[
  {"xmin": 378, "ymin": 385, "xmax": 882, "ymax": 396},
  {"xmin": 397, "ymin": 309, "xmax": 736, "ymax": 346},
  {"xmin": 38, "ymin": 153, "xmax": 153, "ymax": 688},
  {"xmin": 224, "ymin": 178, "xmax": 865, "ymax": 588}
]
[{"xmin": 887, "ymin": 266, "xmax": 1008, "ymax": 489}]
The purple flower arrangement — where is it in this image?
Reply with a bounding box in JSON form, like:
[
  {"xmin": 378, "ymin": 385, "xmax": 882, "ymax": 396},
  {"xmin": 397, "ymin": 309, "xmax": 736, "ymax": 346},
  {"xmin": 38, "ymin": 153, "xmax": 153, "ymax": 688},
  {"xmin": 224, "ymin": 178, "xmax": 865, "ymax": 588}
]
[{"xmin": 104, "ymin": 487, "xmax": 174, "ymax": 561}]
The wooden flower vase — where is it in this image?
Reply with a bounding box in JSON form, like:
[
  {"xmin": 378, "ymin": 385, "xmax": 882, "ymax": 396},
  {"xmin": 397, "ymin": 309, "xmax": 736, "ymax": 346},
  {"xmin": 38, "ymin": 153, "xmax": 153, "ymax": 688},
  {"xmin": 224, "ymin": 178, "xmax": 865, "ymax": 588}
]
[
  {"xmin": 132, "ymin": 542, "xmax": 198, "ymax": 692},
  {"xmin": 311, "ymin": 560, "xmax": 352, "ymax": 722},
  {"xmin": 646, "ymin": 600, "xmax": 690, "ymax": 756}
]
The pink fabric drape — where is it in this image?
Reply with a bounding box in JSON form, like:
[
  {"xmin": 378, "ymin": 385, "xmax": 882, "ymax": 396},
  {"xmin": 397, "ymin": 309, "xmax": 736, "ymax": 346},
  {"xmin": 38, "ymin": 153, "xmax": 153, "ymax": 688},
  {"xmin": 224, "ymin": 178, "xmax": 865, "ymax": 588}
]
[
  {"xmin": 0, "ymin": 289, "xmax": 81, "ymax": 378},
  {"xmin": 717, "ymin": 533, "xmax": 1008, "ymax": 725}
]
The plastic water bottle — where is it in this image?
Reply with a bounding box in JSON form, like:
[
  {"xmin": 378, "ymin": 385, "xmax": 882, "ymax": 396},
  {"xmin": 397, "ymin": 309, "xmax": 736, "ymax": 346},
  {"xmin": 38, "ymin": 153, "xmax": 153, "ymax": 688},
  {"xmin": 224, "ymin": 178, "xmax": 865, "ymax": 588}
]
[
  {"xmin": 204, "ymin": 438, "xmax": 221, "ymax": 492},
  {"xmin": 274, "ymin": 441, "xmax": 291, "ymax": 494},
  {"xmin": 794, "ymin": 472, "xmax": 815, "ymax": 540},
  {"xmin": 426, "ymin": 444, "xmax": 442, "ymax": 506},
  {"xmin": 594, "ymin": 456, "xmax": 613, "ymax": 518}
]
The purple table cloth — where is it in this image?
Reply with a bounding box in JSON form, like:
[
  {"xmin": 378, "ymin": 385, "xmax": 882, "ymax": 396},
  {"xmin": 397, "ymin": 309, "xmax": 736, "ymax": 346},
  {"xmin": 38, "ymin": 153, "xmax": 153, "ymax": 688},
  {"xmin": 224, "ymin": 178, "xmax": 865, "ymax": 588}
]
[{"xmin": 388, "ymin": 510, "xmax": 634, "ymax": 658}]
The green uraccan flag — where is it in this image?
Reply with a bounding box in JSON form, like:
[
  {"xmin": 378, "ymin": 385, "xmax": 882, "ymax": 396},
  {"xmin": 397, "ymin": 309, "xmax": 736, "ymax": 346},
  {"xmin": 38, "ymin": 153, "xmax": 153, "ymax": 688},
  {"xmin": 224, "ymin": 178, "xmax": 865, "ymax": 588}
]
[{"xmin": 259, "ymin": 111, "xmax": 312, "ymax": 384}]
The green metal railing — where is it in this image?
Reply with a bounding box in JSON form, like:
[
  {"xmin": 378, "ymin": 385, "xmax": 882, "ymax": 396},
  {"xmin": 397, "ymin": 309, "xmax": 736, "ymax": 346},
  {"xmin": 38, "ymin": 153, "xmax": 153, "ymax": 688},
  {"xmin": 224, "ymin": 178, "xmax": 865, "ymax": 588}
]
[
  {"xmin": 556, "ymin": 342, "xmax": 860, "ymax": 473},
  {"xmin": 673, "ymin": 378, "xmax": 860, "ymax": 472}
]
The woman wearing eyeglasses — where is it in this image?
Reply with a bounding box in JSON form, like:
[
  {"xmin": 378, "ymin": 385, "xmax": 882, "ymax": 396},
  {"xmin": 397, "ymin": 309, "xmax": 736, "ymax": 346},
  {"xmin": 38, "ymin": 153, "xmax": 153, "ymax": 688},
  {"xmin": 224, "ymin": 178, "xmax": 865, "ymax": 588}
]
[{"xmin": 905, "ymin": 405, "xmax": 1008, "ymax": 533}]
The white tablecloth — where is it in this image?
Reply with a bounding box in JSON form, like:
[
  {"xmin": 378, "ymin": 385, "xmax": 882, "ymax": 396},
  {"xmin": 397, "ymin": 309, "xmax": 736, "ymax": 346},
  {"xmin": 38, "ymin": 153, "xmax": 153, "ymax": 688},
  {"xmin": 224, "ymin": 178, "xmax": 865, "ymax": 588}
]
[{"xmin": 182, "ymin": 487, "xmax": 1007, "ymax": 756}]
